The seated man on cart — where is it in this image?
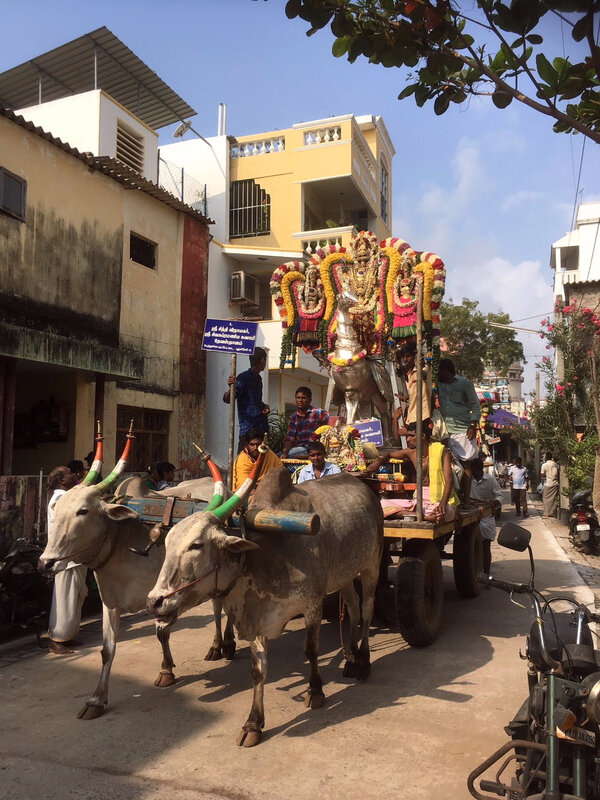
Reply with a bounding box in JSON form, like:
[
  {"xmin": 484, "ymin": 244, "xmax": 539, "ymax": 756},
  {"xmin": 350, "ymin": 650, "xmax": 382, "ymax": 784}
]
[{"xmin": 368, "ymin": 423, "xmax": 459, "ymax": 524}]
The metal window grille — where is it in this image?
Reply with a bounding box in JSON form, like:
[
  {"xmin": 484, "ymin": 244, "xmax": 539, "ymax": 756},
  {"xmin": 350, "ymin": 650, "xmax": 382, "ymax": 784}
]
[
  {"xmin": 130, "ymin": 232, "xmax": 157, "ymax": 269},
  {"xmin": 116, "ymin": 122, "xmax": 145, "ymax": 174},
  {"xmin": 116, "ymin": 405, "xmax": 170, "ymax": 472},
  {"xmin": 230, "ymin": 179, "xmax": 270, "ymax": 239},
  {"xmin": 0, "ymin": 167, "xmax": 26, "ymax": 221}
]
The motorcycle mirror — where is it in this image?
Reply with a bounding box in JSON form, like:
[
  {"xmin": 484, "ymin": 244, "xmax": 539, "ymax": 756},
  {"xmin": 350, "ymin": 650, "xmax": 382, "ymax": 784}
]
[{"xmin": 498, "ymin": 522, "xmax": 531, "ymax": 552}]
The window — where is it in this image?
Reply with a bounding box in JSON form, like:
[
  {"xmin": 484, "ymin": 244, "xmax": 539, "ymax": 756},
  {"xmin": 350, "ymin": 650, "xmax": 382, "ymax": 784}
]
[
  {"xmin": 0, "ymin": 167, "xmax": 26, "ymax": 221},
  {"xmin": 116, "ymin": 405, "xmax": 170, "ymax": 472},
  {"xmin": 116, "ymin": 121, "xmax": 145, "ymax": 174},
  {"xmin": 230, "ymin": 179, "xmax": 270, "ymax": 239},
  {"xmin": 130, "ymin": 232, "xmax": 157, "ymax": 269},
  {"xmin": 380, "ymin": 160, "xmax": 388, "ymax": 224}
]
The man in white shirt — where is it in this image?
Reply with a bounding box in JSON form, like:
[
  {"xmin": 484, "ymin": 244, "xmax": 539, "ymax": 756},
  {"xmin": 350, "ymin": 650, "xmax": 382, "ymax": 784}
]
[
  {"xmin": 508, "ymin": 457, "xmax": 529, "ymax": 518},
  {"xmin": 470, "ymin": 458, "xmax": 504, "ymax": 574},
  {"xmin": 540, "ymin": 451, "xmax": 559, "ymax": 518},
  {"xmin": 47, "ymin": 466, "xmax": 88, "ymax": 654},
  {"xmin": 297, "ymin": 442, "xmax": 342, "ymax": 483}
]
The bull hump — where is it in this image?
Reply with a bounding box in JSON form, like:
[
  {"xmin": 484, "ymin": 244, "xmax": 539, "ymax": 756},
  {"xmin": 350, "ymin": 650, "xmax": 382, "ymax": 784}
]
[{"xmin": 252, "ymin": 467, "xmax": 314, "ymax": 512}]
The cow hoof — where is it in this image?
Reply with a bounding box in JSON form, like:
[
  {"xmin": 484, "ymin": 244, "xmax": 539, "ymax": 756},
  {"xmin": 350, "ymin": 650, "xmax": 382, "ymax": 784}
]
[
  {"xmin": 204, "ymin": 646, "xmax": 222, "ymax": 661},
  {"xmin": 305, "ymin": 691, "xmax": 325, "ymax": 709},
  {"xmin": 343, "ymin": 659, "xmax": 357, "ymax": 678},
  {"xmin": 236, "ymin": 729, "xmax": 262, "ymax": 747},
  {"xmin": 355, "ymin": 663, "xmax": 371, "ymax": 682},
  {"xmin": 77, "ymin": 703, "xmax": 104, "ymax": 720},
  {"xmin": 154, "ymin": 670, "xmax": 176, "ymax": 687},
  {"xmin": 222, "ymin": 641, "xmax": 236, "ymax": 660}
]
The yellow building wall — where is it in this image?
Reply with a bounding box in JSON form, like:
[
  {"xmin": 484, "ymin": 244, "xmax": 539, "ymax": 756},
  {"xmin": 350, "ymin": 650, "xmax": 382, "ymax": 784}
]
[{"xmin": 230, "ymin": 117, "xmax": 388, "ymax": 251}]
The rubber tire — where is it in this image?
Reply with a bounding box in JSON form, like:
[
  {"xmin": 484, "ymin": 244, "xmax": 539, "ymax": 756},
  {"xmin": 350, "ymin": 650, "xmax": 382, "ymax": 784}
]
[
  {"xmin": 453, "ymin": 523, "xmax": 483, "ymax": 598},
  {"xmin": 395, "ymin": 541, "xmax": 444, "ymax": 647}
]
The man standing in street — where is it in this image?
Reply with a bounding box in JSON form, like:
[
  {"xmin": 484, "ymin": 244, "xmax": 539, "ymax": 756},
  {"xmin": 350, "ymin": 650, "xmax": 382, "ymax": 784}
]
[
  {"xmin": 540, "ymin": 451, "xmax": 559, "ymax": 518},
  {"xmin": 281, "ymin": 386, "xmax": 329, "ymax": 459},
  {"xmin": 470, "ymin": 458, "xmax": 504, "ymax": 575},
  {"xmin": 297, "ymin": 441, "xmax": 341, "ymax": 483},
  {"xmin": 223, "ymin": 346, "xmax": 270, "ymax": 453},
  {"xmin": 437, "ymin": 358, "xmax": 481, "ymax": 505},
  {"xmin": 509, "ymin": 456, "xmax": 529, "ymax": 518}
]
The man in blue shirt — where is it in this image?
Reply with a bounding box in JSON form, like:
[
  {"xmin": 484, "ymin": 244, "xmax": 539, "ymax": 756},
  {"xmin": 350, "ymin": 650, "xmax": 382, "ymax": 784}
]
[
  {"xmin": 297, "ymin": 441, "xmax": 341, "ymax": 483},
  {"xmin": 223, "ymin": 347, "xmax": 270, "ymax": 453}
]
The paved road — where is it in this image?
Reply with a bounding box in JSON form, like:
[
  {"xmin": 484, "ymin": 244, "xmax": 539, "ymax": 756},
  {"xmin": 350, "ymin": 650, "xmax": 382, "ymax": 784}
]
[{"xmin": 0, "ymin": 493, "xmax": 594, "ymax": 800}]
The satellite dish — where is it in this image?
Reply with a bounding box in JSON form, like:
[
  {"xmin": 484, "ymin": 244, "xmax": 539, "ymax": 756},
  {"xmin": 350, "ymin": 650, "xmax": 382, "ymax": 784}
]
[{"xmin": 174, "ymin": 120, "xmax": 192, "ymax": 138}]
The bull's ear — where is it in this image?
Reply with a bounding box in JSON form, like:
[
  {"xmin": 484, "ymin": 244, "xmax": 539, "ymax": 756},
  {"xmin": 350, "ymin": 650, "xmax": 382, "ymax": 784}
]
[
  {"xmin": 221, "ymin": 535, "xmax": 259, "ymax": 553},
  {"xmin": 101, "ymin": 502, "xmax": 140, "ymax": 521}
]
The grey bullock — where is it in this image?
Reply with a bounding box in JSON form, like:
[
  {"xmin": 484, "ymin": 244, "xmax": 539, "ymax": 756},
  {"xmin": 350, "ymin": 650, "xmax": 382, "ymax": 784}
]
[
  {"xmin": 39, "ymin": 435, "xmax": 234, "ymax": 720},
  {"xmin": 147, "ymin": 445, "xmax": 383, "ymax": 747}
]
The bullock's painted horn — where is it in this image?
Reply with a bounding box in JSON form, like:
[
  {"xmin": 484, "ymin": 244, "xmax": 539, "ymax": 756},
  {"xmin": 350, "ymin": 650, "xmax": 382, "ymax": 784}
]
[
  {"xmin": 193, "ymin": 443, "xmax": 225, "ymax": 511},
  {"xmin": 81, "ymin": 420, "xmax": 104, "ymax": 486},
  {"xmin": 95, "ymin": 421, "xmax": 135, "ymax": 494},
  {"xmin": 211, "ymin": 435, "xmax": 268, "ymax": 522}
]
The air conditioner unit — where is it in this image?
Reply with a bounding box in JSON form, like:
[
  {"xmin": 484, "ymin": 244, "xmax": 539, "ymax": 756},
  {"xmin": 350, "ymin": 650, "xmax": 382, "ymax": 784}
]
[{"xmin": 230, "ymin": 271, "xmax": 260, "ymax": 305}]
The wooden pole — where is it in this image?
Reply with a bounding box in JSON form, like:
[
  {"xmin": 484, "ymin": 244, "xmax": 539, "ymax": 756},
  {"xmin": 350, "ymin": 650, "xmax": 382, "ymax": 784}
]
[
  {"xmin": 227, "ymin": 354, "xmax": 237, "ymax": 490},
  {"xmin": 415, "ymin": 277, "xmax": 424, "ymax": 523}
]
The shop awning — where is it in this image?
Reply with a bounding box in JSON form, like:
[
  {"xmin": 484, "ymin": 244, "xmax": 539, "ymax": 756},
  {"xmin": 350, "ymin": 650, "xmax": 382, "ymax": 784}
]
[{"xmin": 487, "ymin": 408, "xmax": 529, "ymax": 429}]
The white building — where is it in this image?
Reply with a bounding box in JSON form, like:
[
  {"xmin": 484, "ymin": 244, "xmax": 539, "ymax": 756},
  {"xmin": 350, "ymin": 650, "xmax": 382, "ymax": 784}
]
[{"xmin": 552, "ymin": 201, "xmax": 600, "ymax": 305}]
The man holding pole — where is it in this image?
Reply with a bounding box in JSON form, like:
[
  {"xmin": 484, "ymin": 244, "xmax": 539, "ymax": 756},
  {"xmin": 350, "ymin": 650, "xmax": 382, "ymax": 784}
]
[
  {"xmin": 223, "ymin": 346, "xmax": 270, "ymax": 454},
  {"xmin": 437, "ymin": 357, "xmax": 481, "ymax": 506}
]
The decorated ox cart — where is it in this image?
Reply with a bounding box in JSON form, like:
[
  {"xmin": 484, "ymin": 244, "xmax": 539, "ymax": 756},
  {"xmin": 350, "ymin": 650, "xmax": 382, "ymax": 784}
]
[{"xmin": 270, "ymin": 229, "xmax": 490, "ymax": 647}]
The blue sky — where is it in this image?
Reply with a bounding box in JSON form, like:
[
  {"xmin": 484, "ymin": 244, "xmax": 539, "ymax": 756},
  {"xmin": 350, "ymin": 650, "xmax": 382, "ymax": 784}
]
[{"xmin": 3, "ymin": 0, "xmax": 599, "ymax": 395}]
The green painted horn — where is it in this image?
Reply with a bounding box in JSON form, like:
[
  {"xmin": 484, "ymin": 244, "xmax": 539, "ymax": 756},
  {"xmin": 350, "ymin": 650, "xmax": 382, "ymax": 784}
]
[
  {"xmin": 212, "ymin": 435, "xmax": 269, "ymax": 522},
  {"xmin": 95, "ymin": 421, "xmax": 134, "ymax": 494},
  {"xmin": 193, "ymin": 443, "xmax": 225, "ymax": 511}
]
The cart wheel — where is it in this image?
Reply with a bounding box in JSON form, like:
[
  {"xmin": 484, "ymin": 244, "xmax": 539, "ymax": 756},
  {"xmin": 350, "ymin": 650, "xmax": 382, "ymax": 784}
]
[
  {"xmin": 453, "ymin": 523, "xmax": 483, "ymax": 598},
  {"xmin": 395, "ymin": 541, "xmax": 444, "ymax": 647}
]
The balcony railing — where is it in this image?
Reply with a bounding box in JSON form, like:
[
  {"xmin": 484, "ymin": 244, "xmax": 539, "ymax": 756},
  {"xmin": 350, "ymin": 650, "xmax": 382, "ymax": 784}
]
[
  {"xmin": 294, "ymin": 225, "xmax": 358, "ymax": 256},
  {"xmin": 230, "ymin": 137, "xmax": 286, "ymax": 158},
  {"xmin": 302, "ymin": 125, "xmax": 342, "ymax": 146}
]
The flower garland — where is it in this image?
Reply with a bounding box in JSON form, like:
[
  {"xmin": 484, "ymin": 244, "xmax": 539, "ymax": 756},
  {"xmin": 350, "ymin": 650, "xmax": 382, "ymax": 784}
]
[
  {"xmin": 271, "ymin": 261, "xmax": 308, "ymax": 368},
  {"xmin": 270, "ymin": 234, "xmax": 447, "ymax": 377},
  {"xmin": 328, "ymin": 349, "xmax": 368, "ymax": 368},
  {"xmin": 280, "ymin": 270, "xmax": 305, "ymax": 330}
]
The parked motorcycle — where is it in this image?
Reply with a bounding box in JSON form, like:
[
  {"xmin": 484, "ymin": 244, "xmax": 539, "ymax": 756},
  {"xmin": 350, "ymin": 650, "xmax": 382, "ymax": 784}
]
[
  {"xmin": 569, "ymin": 489, "xmax": 600, "ymax": 554},
  {"xmin": 0, "ymin": 534, "xmax": 52, "ymax": 644},
  {"xmin": 467, "ymin": 522, "xmax": 600, "ymax": 800}
]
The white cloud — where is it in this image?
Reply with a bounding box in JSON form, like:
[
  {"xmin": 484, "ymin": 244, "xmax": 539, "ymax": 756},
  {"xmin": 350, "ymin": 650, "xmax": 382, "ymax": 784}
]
[{"xmin": 500, "ymin": 190, "xmax": 545, "ymax": 213}]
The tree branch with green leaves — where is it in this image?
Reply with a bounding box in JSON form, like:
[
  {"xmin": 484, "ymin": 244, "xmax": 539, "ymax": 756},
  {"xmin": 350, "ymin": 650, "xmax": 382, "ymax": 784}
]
[{"xmin": 283, "ymin": 0, "xmax": 600, "ymax": 143}]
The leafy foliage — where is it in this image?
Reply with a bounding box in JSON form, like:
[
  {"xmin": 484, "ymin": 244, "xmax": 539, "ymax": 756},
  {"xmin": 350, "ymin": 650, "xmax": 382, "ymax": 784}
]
[
  {"xmin": 531, "ymin": 299, "xmax": 600, "ymax": 496},
  {"xmin": 268, "ymin": 409, "xmax": 291, "ymax": 453},
  {"xmin": 283, "ymin": 0, "xmax": 600, "ymax": 143},
  {"xmin": 439, "ymin": 298, "xmax": 524, "ymax": 380}
]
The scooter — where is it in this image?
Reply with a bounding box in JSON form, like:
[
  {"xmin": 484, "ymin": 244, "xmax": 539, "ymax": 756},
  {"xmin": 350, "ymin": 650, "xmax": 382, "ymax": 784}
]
[
  {"xmin": 0, "ymin": 534, "xmax": 52, "ymax": 644},
  {"xmin": 467, "ymin": 522, "xmax": 600, "ymax": 800},
  {"xmin": 569, "ymin": 489, "xmax": 600, "ymax": 554}
]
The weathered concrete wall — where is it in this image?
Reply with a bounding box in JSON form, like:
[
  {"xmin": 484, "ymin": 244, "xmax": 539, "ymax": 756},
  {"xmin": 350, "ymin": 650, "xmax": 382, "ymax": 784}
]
[
  {"xmin": 118, "ymin": 192, "xmax": 183, "ymax": 395},
  {"xmin": 0, "ymin": 116, "xmax": 124, "ymax": 345}
]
